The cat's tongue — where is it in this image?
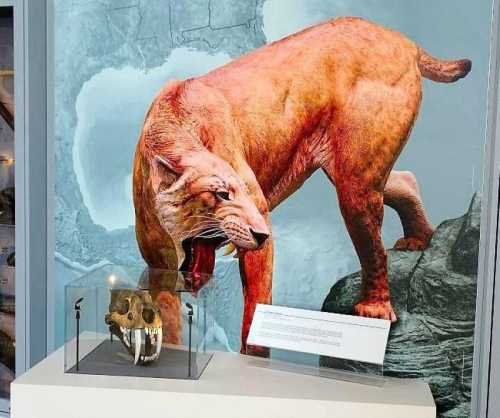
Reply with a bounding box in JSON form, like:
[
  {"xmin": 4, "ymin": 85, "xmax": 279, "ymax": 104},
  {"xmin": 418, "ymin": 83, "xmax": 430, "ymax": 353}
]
[{"xmin": 190, "ymin": 240, "xmax": 217, "ymax": 288}]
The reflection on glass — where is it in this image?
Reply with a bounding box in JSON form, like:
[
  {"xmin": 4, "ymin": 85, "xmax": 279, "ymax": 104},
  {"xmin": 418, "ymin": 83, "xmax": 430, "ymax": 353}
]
[{"xmin": 0, "ymin": 5, "xmax": 14, "ymax": 409}]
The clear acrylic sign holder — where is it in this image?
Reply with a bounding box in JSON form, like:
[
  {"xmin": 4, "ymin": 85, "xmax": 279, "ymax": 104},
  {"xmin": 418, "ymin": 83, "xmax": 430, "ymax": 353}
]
[{"xmin": 248, "ymin": 351, "xmax": 387, "ymax": 387}]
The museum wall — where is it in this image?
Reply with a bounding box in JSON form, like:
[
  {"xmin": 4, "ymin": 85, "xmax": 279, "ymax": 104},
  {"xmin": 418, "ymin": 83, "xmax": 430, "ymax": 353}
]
[{"xmin": 53, "ymin": 1, "xmax": 493, "ymax": 416}]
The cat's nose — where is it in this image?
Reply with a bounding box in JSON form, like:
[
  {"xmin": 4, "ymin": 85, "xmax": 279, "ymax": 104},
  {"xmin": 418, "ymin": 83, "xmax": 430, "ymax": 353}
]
[{"xmin": 250, "ymin": 229, "xmax": 269, "ymax": 248}]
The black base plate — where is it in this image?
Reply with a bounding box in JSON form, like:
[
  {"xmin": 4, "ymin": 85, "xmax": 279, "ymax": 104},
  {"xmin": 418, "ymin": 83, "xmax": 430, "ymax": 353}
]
[{"xmin": 67, "ymin": 340, "xmax": 212, "ymax": 380}]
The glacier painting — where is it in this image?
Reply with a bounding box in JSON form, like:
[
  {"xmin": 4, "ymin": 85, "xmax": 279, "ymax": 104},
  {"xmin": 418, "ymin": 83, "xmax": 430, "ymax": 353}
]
[{"xmin": 73, "ymin": 48, "xmax": 231, "ymax": 231}]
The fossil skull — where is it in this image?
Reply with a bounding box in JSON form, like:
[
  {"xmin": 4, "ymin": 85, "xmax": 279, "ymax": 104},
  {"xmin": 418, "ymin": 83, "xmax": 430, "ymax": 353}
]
[{"xmin": 105, "ymin": 289, "xmax": 162, "ymax": 365}]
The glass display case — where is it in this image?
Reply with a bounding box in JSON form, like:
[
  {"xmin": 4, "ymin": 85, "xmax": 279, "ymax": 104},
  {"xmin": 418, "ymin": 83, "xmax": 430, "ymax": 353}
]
[{"xmin": 64, "ymin": 264, "xmax": 214, "ymax": 380}]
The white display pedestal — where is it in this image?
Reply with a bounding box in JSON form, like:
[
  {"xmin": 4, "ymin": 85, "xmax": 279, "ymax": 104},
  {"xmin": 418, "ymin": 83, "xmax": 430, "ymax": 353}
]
[{"xmin": 11, "ymin": 346, "xmax": 435, "ymax": 418}]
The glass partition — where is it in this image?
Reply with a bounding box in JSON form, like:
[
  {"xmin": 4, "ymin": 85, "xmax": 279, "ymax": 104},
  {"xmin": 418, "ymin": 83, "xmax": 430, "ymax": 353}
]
[
  {"xmin": 51, "ymin": 2, "xmax": 494, "ymax": 417},
  {"xmin": 64, "ymin": 265, "xmax": 215, "ymax": 380}
]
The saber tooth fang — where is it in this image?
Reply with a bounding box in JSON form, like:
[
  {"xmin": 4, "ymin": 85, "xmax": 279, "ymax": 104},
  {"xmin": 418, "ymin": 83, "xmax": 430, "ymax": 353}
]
[
  {"xmin": 156, "ymin": 327, "xmax": 162, "ymax": 356},
  {"xmin": 134, "ymin": 329, "xmax": 141, "ymax": 365}
]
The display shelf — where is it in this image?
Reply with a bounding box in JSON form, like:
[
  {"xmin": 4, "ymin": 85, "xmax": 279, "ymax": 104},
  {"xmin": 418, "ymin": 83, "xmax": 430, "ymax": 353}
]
[{"xmin": 11, "ymin": 346, "xmax": 435, "ymax": 418}]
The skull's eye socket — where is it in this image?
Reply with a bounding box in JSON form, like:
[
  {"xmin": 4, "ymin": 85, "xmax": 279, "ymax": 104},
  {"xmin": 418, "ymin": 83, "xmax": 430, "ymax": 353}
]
[
  {"xmin": 116, "ymin": 299, "xmax": 130, "ymax": 315},
  {"xmin": 142, "ymin": 308, "xmax": 156, "ymax": 324}
]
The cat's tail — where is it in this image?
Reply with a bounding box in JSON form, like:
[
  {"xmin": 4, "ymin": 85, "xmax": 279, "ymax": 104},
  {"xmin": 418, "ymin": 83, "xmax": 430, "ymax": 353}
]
[{"xmin": 417, "ymin": 47, "xmax": 472, "ymax": 83}]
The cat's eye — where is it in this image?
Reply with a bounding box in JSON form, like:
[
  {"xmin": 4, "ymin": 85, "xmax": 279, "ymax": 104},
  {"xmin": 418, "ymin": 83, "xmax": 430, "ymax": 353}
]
[{"xmin": 215, "ymin": 191, "xmax": 230, "ymax": 201}]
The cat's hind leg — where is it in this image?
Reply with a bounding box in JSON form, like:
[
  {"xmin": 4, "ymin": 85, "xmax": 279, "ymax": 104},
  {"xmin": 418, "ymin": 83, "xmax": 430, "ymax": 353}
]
[{"xmin": 384, "ymin": 170, "xmax": 434, "ymax": 251}]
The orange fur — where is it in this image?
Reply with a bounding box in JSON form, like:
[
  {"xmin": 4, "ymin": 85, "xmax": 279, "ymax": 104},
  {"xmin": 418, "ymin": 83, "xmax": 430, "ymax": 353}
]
[{"xmin": 134, "ymin": 17, "xmax": 470, "ymax": 354}]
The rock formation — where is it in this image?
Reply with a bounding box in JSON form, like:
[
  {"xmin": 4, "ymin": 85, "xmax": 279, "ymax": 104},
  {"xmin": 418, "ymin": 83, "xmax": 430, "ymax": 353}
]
[{"xmin": 321, "ymin": 194, "xmax": 480, "ymax": 418}]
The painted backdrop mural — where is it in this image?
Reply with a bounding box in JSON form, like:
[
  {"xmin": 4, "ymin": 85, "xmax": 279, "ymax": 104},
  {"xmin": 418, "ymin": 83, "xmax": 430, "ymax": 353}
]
[{"xmin": 54, "ymin": 1, "xmax": 492, "ymax": 417}]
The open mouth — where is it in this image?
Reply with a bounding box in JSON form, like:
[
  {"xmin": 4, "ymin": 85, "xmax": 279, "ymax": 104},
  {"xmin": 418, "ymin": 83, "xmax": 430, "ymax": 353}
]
[
  {"xmin": 108, "ymin": 322, "xmax": 162, "ymax": 365},
  {"xmin": 180, "ymin": 236, "xmax": 228, "ymax": 276}
]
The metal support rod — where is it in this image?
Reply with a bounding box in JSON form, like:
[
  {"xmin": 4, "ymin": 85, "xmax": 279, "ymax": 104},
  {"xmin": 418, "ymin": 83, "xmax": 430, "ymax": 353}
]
[
  {"xmin": 74, "ymin": 297, "xmax": 84, "ymax": 372},
  {"xmin": 186, "ymin": 302, "xmax": 194, "ymax": 378},
  {"xmin": 203, "ymin": 297, "xmax": 207, "ymax": 353}
]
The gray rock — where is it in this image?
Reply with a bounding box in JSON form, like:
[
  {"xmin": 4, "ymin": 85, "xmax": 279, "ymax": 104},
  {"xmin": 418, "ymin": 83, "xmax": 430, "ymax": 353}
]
[
  {"xmin": 451, "ymin": 195, "xmax": 481, "ymax": 276},
  {"xmin": 441, "ymin": 402, "xmax": 473, "ymax": 418},
  {"xmin": 321, "ymin": 194, "xmax": 480, "ymax": 418}
]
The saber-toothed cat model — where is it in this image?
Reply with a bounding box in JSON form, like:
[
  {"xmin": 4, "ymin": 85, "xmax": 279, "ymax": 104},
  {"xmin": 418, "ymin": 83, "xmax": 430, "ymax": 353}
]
[{"xmin": 133, "ymin": 17, "xmax": 471, "ymax": 356}]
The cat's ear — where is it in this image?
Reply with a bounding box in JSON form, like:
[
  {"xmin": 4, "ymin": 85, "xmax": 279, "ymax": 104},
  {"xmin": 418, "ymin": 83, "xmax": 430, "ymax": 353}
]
[
  {"xmin": 154, "ymin": 155, "xmax": 182, "ymax": 175},
  {"xmin": 151, "ymin": 154, "xmax": 193, "ymax": 194}
]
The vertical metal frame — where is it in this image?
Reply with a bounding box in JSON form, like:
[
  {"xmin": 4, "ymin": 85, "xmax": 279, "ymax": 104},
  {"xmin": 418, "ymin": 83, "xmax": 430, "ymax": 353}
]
[
  {"xmin": 487, "ymin": 194, "xmax": 500, "ymax": 418},
  {"xmin": 471, "ymin": 0, "xmax": 500, "ymax": 417},
  {"xmin": 14, "ymin": 0, "xmax": 48, "ymax": 380},
  {"xmin": 480, "ymin": 0, "xmax": 500, "ymax": 411},
  {"xmin": 46, "ymin": 0, "xmax": 55, "ymax": 355}
]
